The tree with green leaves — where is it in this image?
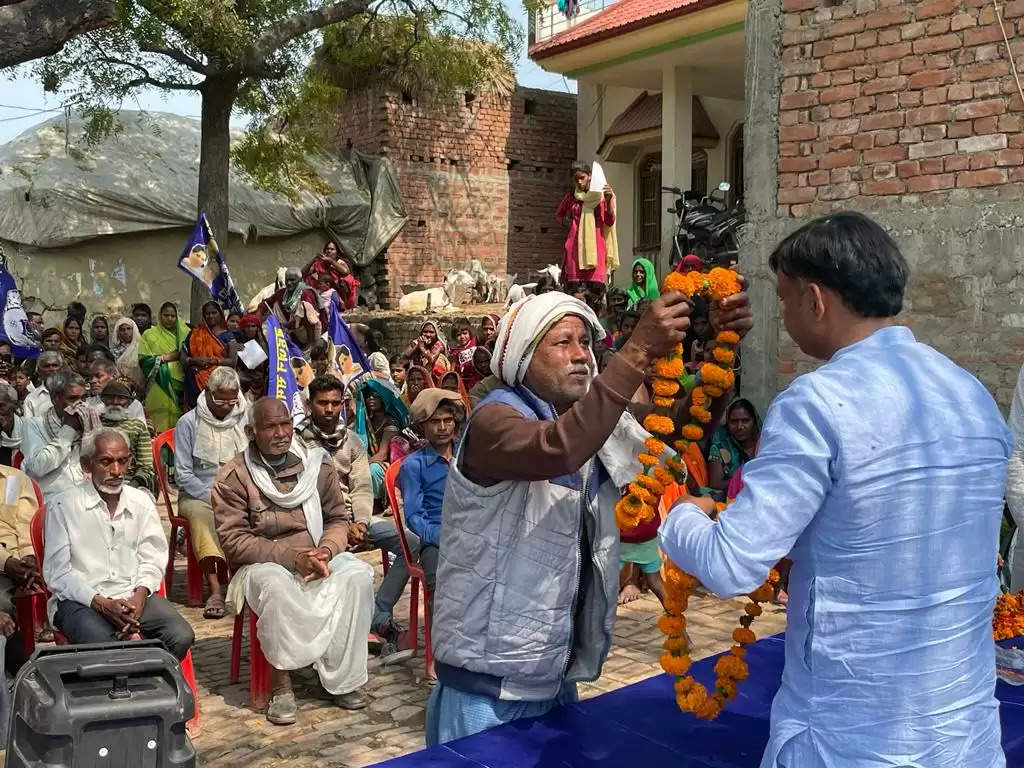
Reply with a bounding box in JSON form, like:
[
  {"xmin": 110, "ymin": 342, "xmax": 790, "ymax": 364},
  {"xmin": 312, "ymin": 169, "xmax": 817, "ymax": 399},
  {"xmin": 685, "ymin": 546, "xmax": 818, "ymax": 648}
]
[{"xmin": 34, "ymin": 0, "xmax": 521, "ymax": 313}]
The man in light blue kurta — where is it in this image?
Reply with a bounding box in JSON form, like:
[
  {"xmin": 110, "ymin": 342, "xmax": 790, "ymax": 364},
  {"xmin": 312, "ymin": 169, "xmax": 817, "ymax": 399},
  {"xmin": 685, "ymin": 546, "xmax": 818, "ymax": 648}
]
[{"xmin": 662, "ymin": 212, "xmax": 1010, "ymax": 768}]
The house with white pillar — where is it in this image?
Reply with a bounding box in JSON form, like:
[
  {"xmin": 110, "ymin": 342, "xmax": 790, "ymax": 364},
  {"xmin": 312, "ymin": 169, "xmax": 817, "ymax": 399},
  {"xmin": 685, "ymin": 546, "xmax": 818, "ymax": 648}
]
[{"xmin": 529, "ymin": 0, "xmax": 746, "ymax": 285}]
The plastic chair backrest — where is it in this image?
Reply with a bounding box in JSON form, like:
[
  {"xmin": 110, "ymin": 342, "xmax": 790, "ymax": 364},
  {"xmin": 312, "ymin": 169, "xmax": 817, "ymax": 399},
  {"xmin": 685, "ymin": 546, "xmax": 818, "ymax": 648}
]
[
  {"xmin": 152, "ymin": 428, "xmax": 176, "ymax": 521},
  {"xmin": 29, "ymin": 477, "xmax": 43, "ymax": 512},
  {"xmin": 11, "ymin": 450, "xmax": 22, "ymax": 470},
  {"xmin": 383, "ymin": 459, "xmax": 417, "ymax": 569},
  {"xmin": 29, "ymin": 507, "xmax": 43, "ymax": 563}
]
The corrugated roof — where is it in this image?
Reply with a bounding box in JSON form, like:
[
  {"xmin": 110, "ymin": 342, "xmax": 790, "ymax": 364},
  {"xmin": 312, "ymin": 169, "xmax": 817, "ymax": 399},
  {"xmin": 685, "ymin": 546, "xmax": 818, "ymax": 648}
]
[{"xmin": 530, "ymin": 0, "xmax": 725, "ymax": 59}]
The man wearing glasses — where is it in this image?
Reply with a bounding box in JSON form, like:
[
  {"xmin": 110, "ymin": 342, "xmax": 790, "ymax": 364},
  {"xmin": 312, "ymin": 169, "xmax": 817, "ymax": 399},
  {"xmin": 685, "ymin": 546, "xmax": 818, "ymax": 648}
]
[{"xmin": 174, "ymin": 366, "xmax": 248, "ymax": 621}]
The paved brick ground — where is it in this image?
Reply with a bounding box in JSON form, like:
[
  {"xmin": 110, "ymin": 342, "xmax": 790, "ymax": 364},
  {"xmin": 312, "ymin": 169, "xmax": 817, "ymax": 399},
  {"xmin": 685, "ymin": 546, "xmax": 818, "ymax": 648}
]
[{"xmin": 178, "ymin": 549, "xmax": 788, "ymax": 767}]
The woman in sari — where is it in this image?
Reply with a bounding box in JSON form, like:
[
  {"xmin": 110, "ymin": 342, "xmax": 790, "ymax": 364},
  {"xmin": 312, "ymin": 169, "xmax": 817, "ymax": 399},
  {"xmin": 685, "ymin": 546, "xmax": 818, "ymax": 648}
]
[
  {"xmin": 707, "ymin": 398, "xmax": 761, "ymax": 497},
  {"xmin": 138, "ymin": 302, "xmax": 188, "ymax": 433},
  {"xmin": 402, "ymin": 365, "xmax": 434, "ymax": 406},
  {"xmin": 60, "ymin": 317, "xmax": 84, "ymax": 368},
  {"xmin": 353, "ymin": 378, "xmax": 410, "ymax": 499},
  {"xmin": 626, "ymin": 258, "xmax": 660, "ymax": 309},
  {"xmin": 403, "ymin": 322, "xmax": 450, "ymax": 380},
  {"xmin": 439, "ymin": 371, "xmax": 472, "ymax": 416},
  {"xmin": 111, "ymin": 317, "xmax": 144, "ymax": 392},
  {"xmin": 182, "ymin": 300, "xmax": 238, "ymax": 408},
  {"xmin": 90, "ymin": 315, "xmax": 110, "ymax": 347}
]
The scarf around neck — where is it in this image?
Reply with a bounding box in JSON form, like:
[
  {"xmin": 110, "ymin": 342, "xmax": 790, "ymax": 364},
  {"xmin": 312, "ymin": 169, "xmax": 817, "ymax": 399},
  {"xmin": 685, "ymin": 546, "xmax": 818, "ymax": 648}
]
[
  {"xmin": 573, "ymin": 189, "xmax": 619, "ymax": 272},
  {"xmin": 296, "ymin": 414, "xmax": 347, "ymax": 454},
  {"xmin": 244, "ymin": 444, "xmax": 327, "ymax": 544},
  {"xmin": 193, "ymin": 395, "xmax": 249, "ymax": 466}
]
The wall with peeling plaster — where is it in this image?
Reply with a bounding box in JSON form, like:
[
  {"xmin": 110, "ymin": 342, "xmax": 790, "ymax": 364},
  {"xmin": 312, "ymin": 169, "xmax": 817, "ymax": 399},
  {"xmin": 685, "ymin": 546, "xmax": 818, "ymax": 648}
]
[{"xmin": 1, "ymin": 228, "xmax": 325, "ymax": 325}]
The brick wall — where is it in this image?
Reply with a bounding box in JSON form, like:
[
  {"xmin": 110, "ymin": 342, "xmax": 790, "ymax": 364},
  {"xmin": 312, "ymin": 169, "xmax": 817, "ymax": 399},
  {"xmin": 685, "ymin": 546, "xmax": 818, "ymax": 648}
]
[
  {"xmin": 332, "ymin": 86, "xmax": 577, "ymax": 306},
  {"xmin": 778, "ymin": 0, "xmax": 1024, "ymax": 217}
]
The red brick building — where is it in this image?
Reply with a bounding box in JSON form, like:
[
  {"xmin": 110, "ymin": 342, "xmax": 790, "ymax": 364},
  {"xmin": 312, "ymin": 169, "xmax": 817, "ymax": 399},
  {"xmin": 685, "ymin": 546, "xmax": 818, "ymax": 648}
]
[{"xmin": 332, "ymin": 86, "xmax": 578, "ymax": 306}]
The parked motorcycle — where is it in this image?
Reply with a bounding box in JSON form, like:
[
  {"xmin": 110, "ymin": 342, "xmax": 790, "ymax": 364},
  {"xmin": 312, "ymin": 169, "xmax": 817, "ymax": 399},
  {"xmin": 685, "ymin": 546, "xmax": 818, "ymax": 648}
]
[{"xmin": 662, "ymin": 181, "xmax": 744, "ymax": 269}]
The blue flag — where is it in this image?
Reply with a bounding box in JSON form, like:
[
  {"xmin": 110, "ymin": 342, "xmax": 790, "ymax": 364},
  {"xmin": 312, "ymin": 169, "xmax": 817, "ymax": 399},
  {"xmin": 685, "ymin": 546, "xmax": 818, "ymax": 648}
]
[
  {"xmin": 263, "ymin": 314, "xmax": 300, "ymax": 413},
  {"xmin": 177, "ymin": 214, "xmax": 243, "ymax": 315},
  {"xmin": 0, "ymin": 247, "xmax": 39, "ymax": 359},
  {"xmin": 328, "ymin": 301, "xmax": 370, "ymax": 377}
]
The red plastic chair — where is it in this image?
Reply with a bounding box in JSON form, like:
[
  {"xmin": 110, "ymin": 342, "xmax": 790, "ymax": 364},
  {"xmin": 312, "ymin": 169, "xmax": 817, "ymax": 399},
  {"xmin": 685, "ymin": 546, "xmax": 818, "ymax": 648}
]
[
  {"xmin": 228, "ymin": 598, "xmax": 270, "ymax": 712},
  {"xmin": 383, "ymin": 458, "xmax": 433, "ymax": 673},
  {"xmin": 29, "ymin": 507, "xmax": 201, "ymax": 734},
  {"xmin": 11, "ymin": 450, "xmax": 22, "ymax": 470},
  {"xmin": 153, "ymin": 428, "xmax": 205, "ymax": 607}
]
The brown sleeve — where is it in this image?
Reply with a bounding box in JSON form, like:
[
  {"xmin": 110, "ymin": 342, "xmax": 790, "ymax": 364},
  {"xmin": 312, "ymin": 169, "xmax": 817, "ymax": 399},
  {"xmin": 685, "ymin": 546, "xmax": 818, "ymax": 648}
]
[
  {"xmin": 213, "ymin": 466, "xmax": 297, "ymax": 571},
  {"xmin": 316, "ymin": 462, "xmax": 351, "ymax": 557},
  {"xmin": 462, "ymin": 352, "xmax": 645, "ymax": 486}
]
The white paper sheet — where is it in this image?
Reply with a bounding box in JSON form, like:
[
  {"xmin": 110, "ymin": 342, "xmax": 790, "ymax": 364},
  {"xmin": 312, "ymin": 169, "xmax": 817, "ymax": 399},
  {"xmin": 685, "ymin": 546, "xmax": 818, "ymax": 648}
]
[
  {"xmin": 589, "ymin": 160, "xmax": 607, "ymax": 193},
  {"xmin": 238, "ymin": 339, "xmax": 268, "ymax": 369}
]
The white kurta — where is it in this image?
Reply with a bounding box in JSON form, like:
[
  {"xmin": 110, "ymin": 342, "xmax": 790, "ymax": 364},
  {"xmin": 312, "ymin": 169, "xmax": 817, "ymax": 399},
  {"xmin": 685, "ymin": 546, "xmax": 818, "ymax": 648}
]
[
  {"xmin": 661, "ymin": 326, "xmax": 1010, "ymax": 768},
  {"xmin": 228, "ymin": 552, "xmax": 373, "ymax": 695}
]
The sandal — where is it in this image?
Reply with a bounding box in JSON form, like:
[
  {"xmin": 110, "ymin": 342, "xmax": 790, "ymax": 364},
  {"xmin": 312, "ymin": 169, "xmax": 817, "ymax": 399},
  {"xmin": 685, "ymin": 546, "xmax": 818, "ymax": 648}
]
[{"xmin": 203, "ymin": 595, "xmax": 226, "ymax": 620}]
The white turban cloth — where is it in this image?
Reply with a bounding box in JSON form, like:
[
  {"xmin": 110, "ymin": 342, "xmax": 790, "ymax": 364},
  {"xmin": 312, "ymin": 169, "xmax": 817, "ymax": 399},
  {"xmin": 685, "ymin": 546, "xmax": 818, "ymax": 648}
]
[
  {"xmin": 488, "ymin": 291, "xmax": 676, "ymax": 488},
  {"xmin": 491, "ymin": 293, "xmax": 605, "ymax": 387}
]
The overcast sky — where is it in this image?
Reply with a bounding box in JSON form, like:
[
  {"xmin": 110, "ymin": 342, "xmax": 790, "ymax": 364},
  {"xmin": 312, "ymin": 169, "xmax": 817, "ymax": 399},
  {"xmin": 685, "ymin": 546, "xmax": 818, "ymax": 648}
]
[{"xmin": 0, "ymin": 0, "xmax": 574, "ymax": 145}]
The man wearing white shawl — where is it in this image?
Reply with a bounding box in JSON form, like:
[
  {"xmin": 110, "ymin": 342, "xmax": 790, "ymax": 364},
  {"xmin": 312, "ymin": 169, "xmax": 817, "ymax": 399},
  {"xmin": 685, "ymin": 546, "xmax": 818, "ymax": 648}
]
[
  {"xmin": 213, "ymin": 396, "xmax": 373, "ymax": 726},
  {"xmin": 427, "ymin": 288, "xmax": 753, "ymax": 744},
  {"xmin": 175, "ymin": 366, "xmax": 249, "ymax": 620}
]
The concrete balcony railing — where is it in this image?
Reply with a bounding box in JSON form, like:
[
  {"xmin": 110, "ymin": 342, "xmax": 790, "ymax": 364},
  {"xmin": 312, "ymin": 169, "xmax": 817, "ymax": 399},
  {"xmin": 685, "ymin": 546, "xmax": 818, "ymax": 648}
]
[{"xmin": 528, "ymin": 0, "xmax": 621, "ymax": 47}]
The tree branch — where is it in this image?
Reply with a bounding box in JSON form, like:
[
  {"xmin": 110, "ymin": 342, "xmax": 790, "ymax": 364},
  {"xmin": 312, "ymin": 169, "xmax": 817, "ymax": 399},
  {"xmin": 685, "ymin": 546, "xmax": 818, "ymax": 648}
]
[
  {"xmin": 91, "ymin": 45, "xmax": 202, "ymax": 92},
  {"xmin": 139, "ymin": 41, "xmax": 209, "ymax": 75},
  {"xmin": 0, "ymin": 0, "xmax": 115, "ymax": 68},
  {"xmin": 246, "ymin": 0, "xmax": 374, "ymax": 68}
]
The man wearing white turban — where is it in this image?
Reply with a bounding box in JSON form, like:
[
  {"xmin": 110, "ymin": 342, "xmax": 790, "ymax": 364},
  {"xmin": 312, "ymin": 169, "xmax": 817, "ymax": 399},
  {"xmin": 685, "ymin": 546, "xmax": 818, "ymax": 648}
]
[{"xmin": 426, "ymin": 287, "xmax": 753, "ymax": 744}]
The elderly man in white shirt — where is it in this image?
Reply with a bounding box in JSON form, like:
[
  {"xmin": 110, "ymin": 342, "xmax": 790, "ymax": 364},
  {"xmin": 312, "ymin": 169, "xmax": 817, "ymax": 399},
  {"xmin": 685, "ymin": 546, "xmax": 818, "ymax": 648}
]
[
  {"xmin": 661, "ymin": 212, "xmax": 1009, "ymax": 768},
  {"xmin": 23, "ymin": 372, "xmax": 101, "ymax": 499},
  {"xmin": 43, "ymin": 427, "xmax": 194, "ymax": 660},
  {"xmin": 22, "ymin": 352, "xmax": 63, "ymax": 419}
]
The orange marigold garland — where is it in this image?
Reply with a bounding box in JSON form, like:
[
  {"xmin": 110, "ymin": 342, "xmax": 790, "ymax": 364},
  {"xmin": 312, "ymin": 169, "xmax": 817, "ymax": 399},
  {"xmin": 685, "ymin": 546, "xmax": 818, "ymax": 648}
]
[
  {"xmin": 614, "ymin": 267, "xmax": 743, "ymax": 532},
  {"xmin": 994, "ymin": 590, "xmax": 1024, "ymax": 641}
]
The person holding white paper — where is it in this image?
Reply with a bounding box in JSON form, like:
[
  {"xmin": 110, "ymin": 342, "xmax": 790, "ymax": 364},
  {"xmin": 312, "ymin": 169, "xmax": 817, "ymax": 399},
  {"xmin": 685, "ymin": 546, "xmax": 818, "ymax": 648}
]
[{"xmin": 555, "ymin": 161, "xmax": 618, "ymax": 290}]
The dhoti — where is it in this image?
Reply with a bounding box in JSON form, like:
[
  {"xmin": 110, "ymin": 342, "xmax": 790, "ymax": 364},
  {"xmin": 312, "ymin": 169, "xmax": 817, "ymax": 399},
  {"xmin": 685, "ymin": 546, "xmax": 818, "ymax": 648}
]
[{"xmin": 228, "ymin": 553, "xmax": 374, "ymax": 695}]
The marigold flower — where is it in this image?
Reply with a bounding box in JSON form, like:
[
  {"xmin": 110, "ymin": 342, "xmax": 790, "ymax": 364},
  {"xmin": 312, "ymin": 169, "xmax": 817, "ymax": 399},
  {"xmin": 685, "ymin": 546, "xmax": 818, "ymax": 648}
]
[
  {"xmin": 652, "ymin": 396, "xmax": 675, "ymax": 408},
  {"xmin": 675, "ymin": 676, "xmax": 698, "ymax": 695},
  {"xmin": 664, "ymin": 594, "xmax": 688, "ymax": 615},
  {"xmin": 713, "ymin": 347, "xmax": 736, "ymax": 365},
  {"xmin": 663, "ymin": 271, "xmax": 701, "ymax": 296},
  {"xmin": 652, "ymin": 465, "xmax": 674, "ymax": 486},
  {"xmin": 616, "ymin": 494, "xmax": 643, "ymax": 518},
  {"xmin": 730, "ymin": 645, "xmax": 746, "ymax": 659},
  {"xmin": 678, "ymin": 682, "xmax": 707, "ymax": 713},
  {"xmin": 716, "ymin": 330, "xmax": 740, "ymax": 345},
  {"xmin": 658, "ymin": 614, "xmax": 686, "ymax": 635},
  {"xmin": 628, "ymin": 483, "xmax": 656, "ymax": 507},
  {"xmin": 749, "ymin": 584, "xmax": 775, "ymax": 603},
  {"xmin": 616, "ymin": 506, "xmax": 640, "ymax": 529},
  {"xmin": 664, "ymin": 635, "xmax": 689, "ymax": 653},
  {"xmin": 638, "ymin": 452, "xmax": 661, "ymax": 467},
  {"xmin": 733, "ymin": 627, "xmax": 757, "ymax": 646},
  {"xmin": 652, "ymin": 378, "xmax": 680, "ymax": 397},
  {"xmin": 700, "ymin": 363, "xmax": 735, "ymax": 390},
  {"xmin": 682, "ymin": 424, "xmax": 704, "ymax": 441},
  {"xmin": 706, "ymin": 267, "xmax": 741, "ymax": 300},
  {"xmin": 643, "ymin": 413, "xmax": 676, "ymax": 436},
  {"xmin": 653, "ymin": 357, "xmax": 685, "ymax": 379},
  {"xmin": 645, "ymin": 437, "xmax": 667, "ymax": 455},
  {"xmin": 690, "ymin": 386, "xmax": 708, "ymax": 407},
  {"xmin": 767, "ymin": 568, "xmax": 781, "ymax": 584},
  {"xmin": 745, "ymin": 602, "xmax": 763, "ymax": 617},
  {"xmin": 632, "ymin": 474, "xmax": 665, "ymax": 496},
  {"xmin": 661, "ymin": 653, "xmax": 693, "ymax": 676},
  {"xmin": 666, "ymin": 457, "xmax": 686, "ymax": 479},
  {"xmin": 689, "ymin": 405, "xmax": 712, "ymax": 424},
  {"xmin": 717, "ymin": 679, "xmax": 739, "ymax": 701},
  {"xmin": 703, "ymin": 385, "xmax": 724, "ymax": 398},
  {"xmin": 664, "ymin": 565, "xmax": 697, "ymax": 590},
  {"xmin": 715, "ymin": 655, "xmax": 749, "ymax": 681},
  {"xmin": 695, "ymin": 695, "xmax": 724, "ymax": 720}
]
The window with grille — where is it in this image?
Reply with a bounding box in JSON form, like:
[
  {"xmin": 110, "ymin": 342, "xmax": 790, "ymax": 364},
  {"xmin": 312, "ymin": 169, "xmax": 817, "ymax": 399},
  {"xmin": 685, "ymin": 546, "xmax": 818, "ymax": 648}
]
[{"xmin": 636, "ymin": 153, "xmax": 662, "ymax": 250}]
